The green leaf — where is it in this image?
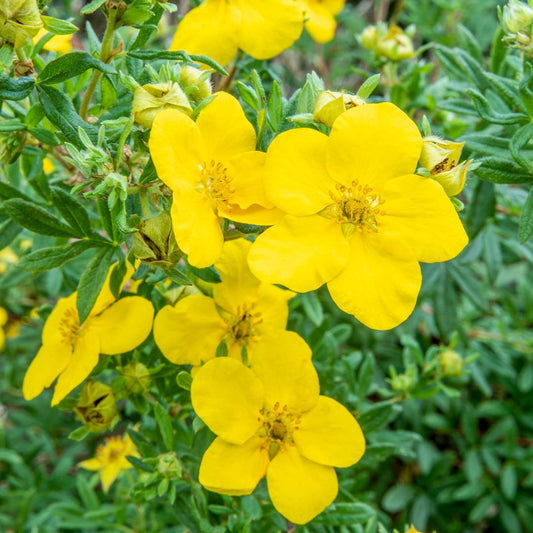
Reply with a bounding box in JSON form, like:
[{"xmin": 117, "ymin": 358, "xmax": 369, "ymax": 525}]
[
  {"xmin": 501, "ymin": 464, "xmax": 517, "ymax": 500},
  {"xmin": 358, "ymin": 402, "xmax": 396, "ymax": 434},
  {"xmin": 37, "ymin": 85, "xmax": 98, "ymax": 148},
  {"xmin": 519, "ymin": 63, "xmax": 533, "ymax": 117},
  {"xmin": 41, "ymin": 15, "xmax": 79, "ymax": 35},
  {"xmin": 434, "ymin": 264, "xmax": 457, "ymax": 339},
  {"xmin": 154, "ymin": 403, "xmax": 175, "ymax": 451},
  {"xmin": 382, "ymin": 485, "xmax": 415, "ymax": 513},
  {"xmin": 18, "ymin": 241, "xmax": 96, "ymax": 272},
  {"xmin": 475, "ymin": 157, "xmax": 533, "ymax": 184},
  {"xmin": 466, "ymin": 89, "xmax": 530, "ymax": 125},
  {"xmin": 0, "ymin": 75, "xmax": 35, "ymax": 101},
  {"xmin": 186, "ymin": 264, "xmax": 221, "ymax": 283},
  {"xmin": 236, "ymin": 82, "xmax": 260, "ymax": 112},
  {"xmin": 0, "ymin": 219, "xmax": 22, "ymax": 250},
  {"xmin": 29, "ymin": 128, "xmax": 59, "ymax": 145},
  {"xmin": 80, "ymin": 0, "xmax": 107, "ymax": 15},
  {"xmin": 126, "ymin": 455, "xmax": 154, "ymax": 472},
  {"xmin": 448, "ymin": 263, "xmax": 488, "ymax": 311},
  {"xmin": 267, "ymin": 80, "xmax": 283, "ymax": 132},
  {"xmin": 357, "ymin": 73, "xmax": 380, "ymax": 99},
  {"xmin": 519, "ymin": 187, "xmax": 533, "ymax": 243},
  {"xmin": 51, "ymin": 187, "xmax": 92, "ymax": 237},
  {"xmin": 3, "ymin": 198, "xmax": 78, "ymax": 237},
  {"xmin": 465, "ymin": 179, "xmax": 495, "ymax": 239},
  {"xmin": 76, "ymin": 247, "xmax": 114, "ymax": 324},
  {"xmin": 176, "ymin": 371, "xmax": 193, "ymax": 391},
  {"xmin": 68, "ymin": 426, "xmax": 91, "ymax": 441},
  {"xmin": 0, "ymin": 182, "xmax": 32, "ymax": 202},
  {"xmin": 300, "ymin": 292, "xmax": 323, "ymax": 326},
  {"xmin": 490, "ymin": 27, "xmax": 507, "ymax": 74},
  {"xmin": 127, "ymin": 50, "xmax": 227, "ymax": 75},
  {"xmin": 510, "ymin": 122, "xmax": 533, "ymax": 170},
  {"xmin": 0, "ymin": 119, "xmax": 26, "ymax": 132},
  {"xmin": 38, "ymin": 52, "xmax": 115, "ymax": 85},
  {"xmin": 483, "ymin": 224, "xmax": 502, "ymax": 281},
  {"xmin": 314, "ymin": 503, "xmax": 375, "ymax": 526}
]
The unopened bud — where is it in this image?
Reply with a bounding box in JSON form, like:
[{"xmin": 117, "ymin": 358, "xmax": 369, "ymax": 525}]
[
  {"xmin": 390, "ymin": 372, "xmax": 415, "ymax": 393},
  {"xmin": 75, "ymin": 381, "xmax": 118, "ymax": 432},
  {"xmin": 131, "ymin": 211, "xmax": 183, "ymax": 268},
  {"xmin": 360, "ymin": 25, "xmax": 377, "ymax": 50},
  {"xmin": 502, "ymin": 0, "xmax": 533, "ymax": 34},
  {"xmin": 157, "ymin": 451, "xmax": 182, "ymax": 479},
  {"xmin": 438, "ymin": 349, "xmax": 463, "ymax": 377},
  {"xmin": 179, "ymin": 65, "xmax": 212, "ymax": 103},
  {"xmin": 122, "ymin": 360, "xmax": 151, "ymax": 395},
  {"xmin": 0, "ymin": 0, "xmax": 43, "ymax": 48},
  {"xmin": 132, "ymin": 82, "xmax": 192, "ymax": 129},
  {"xmin": 313, "ymin": 90, "xmax": 365, "ymax": 127},
  {"xmin": 375, "ymin": 24, "xmax": 414, "ymax": 61}
]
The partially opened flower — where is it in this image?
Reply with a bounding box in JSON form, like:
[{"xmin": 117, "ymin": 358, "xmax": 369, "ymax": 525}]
[
  {"xmin": 79, "ymin": 433, "xmax": 139, "ymax": 493},
  {"xmin": 248, "ymin": 103, "xmax": 468, "ymax": 330},
  {"xmin": 298, "ymin": 0, "xmax": 346, "ymax": 43},
  {"xmin": 154, "ymin": 238, "xmax": 293, "ymax": 365},
  {"xmin": 22, "ymin": 264, "xmax": 154, "ymax": 406},
  {"xmin": 191, "ymin": 335, "xmax": 365, "ymax": 524},
  {"xmin": 149, "ymin": 92, "xmax": 281, "ymax": 268},
  {"xmin": 170, "ymin": 0, "xmax": 304, "ymax": 66}
]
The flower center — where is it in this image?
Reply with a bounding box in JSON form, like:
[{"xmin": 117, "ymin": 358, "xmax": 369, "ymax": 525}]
[
  {"xmin": 256, "ymin": 402, "xmax": 300, "ymax": 459},
  {"xmin": 431, "ymin": 156, "xmax": 456, "ymax": 175},
  {"xmin": 199, "ymin": 160, "xmax": 235, "ymax": 212},
  {"xmin": 58, "ymin": 307, "xmax": 80, "ymax": 347},
  {"xmin": 321, "ymin": 180, "xmax": 385, "ymax": 235},
  {"xmin": 225, "ymin": 303, "xmax": 262, "ymax": 347}
]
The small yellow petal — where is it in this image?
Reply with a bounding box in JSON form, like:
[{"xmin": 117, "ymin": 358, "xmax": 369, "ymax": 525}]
[
  {"xmin": 251, "ymin": 331, "xmax": 318, "ymax": 413},
  {"xmin": 248, "ymin": 214, "xmax": 350, "ymax": 292},
  {"xmin": 78, "ymin": 458, "xmax": 102, "ymax": 471},
  {"xmin": 90, "ymin": 297, "xmax": 154, "ymax": 355},
  {"xmin": 153, "ymin": 296, "xmax": 226, "ymax": 365},
  {"xmin": 267, "ymin": 446, "xmax": 338, "ymax": 524},
  {"xmin": 327, "ymin": 232, "xmax": 422, "ymax": 330},
  {"xmin": 302, "ymin": 0, "xmax": 343, "ymax": 43},
  {"xmin": 294, "ymin": 396, "xmax": 365, "ymax": 467},
  {"xmin": 199, "ymin": 436, "xmax": 268, "ymax": 495},
  {"xmin": 191, "ymin": 357, "xmax": 264, "ymax": 444},
  {"xmin": 100, "ymin": 463, "xmax": 122, "ymax": 493}
]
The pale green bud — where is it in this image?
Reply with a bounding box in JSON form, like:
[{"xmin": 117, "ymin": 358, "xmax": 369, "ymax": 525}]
[
  {"xmin": 179, "ymin": 65, "xmax": 212, "ymax": 103},
  {"xmin": 0, "ymin": 0, "xmax": 42, "ymax": 48},
  {"xmin": 75, "ymin": 381, "xmax": 118, "ymax": 433},
  {"xmin": 438, "ymin": 349, "xmax": 463, "ymax": 377}
]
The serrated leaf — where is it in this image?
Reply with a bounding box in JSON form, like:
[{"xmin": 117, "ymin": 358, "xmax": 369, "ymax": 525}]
[
  {"xmin": 38, "ymin": 52, "xmax": 115, "ymax": 85},
  {"xmin": 51, "ymin": 187, "xmax": 92, "ymax": 237},
  {"xmin": 3, "ymin": 198, "xmax": 77, "ymax": 237},
  {"xmin": 510, "ymin": 122, "xmax": 533, "ymax": 170},
  {"xmin": 18, "ymin": 241, "xmax": 96, "ymax": 272},
  {"xmin": 475, "ymin": 157, "xmax": 533, "ymax": 184},
  {"xmin": 76, "ymin": 247, "xmax": 114, "ymax": 324},
  {"xmin": 0, "ymin": 75, "xmax": 35, "ymax": 100},
  {"xmin": 154, "ymin": 403, "xmax": 175, "ymax": 451},
  {"xmin": 519, "ymin": 187, "xmax": 533, "ymax": 243}
]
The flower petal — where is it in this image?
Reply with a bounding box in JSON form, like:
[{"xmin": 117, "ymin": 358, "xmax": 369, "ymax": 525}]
[
  {"xmin": 294, "ymin": 396, "xmax": 365, "ymax": 467},
  {"xmin": 264, "ymin": 127, "xmax": 335, "ymax": 216},
  {"xmin": 253, "ymin": 284, "xmax": 293, "ymax": 333},
  {"xmin": 191, "ymin": 357, "xmax": 264, "ymax": 444},
  {"xmin": 90, "ymin": 297, "xmax": 154, "ymax": 355},
  {"xmin": 267, "ymin": 445, "xmax": 338, "ymax": 525},
  {"xmin": 248, "ymin": 214, "xmax": 350, "ymax": 292},
  {"xmin": 327, "ymin": 103, "xmax": 422, "ymax": 189},
  {"xmin": 380, "ymin": 174, "xmax": 468, "ymax": 262},
  {"xmin": 100, "ymin": 463, "xmax": 122, "ymax": 493},
  {"xmin": 327, "ymin": 232, "xmax": 422, "ymax": 330},
  {"xmin": 302, "ymin": 0, "xmax": 343, "ymax": 43},
  {"xmin": 78, "ymin": 458, "xmax": 102, "ymax": 471},
  {"xmin": 23, "ymin": 342, "xmax": 72, "ymax": 401},
  {"xmin": 153, "ymin": 295, "xmax": 226, "ymax": 365},
  {"xmin": 251, "ymin": 331, "xmax": 318, "ymax": 413},
  {"xmin": 170, "ymin": 0, "xmax": 241, "ymax": 66},
  {"xmin": 149, "ymin": 108, "xmax": 205, "ymax": 189},
  {"xmin": 236, "ymin": 0, "xmax": 303, "ymax": 60},
  {"xmin": 51, "ymin": 330, "xmax": 101, "ymax": 406},
  {"xmin": 196, "ymin": 92, "xmax": 256, "ymax": 163},
  {"xmin": 199, "ymin": 436, "xmax": 268, "ymax": 495},
  {"xmin": 171, "ymin": 185, "xmax": 223, "ymax": 268},
  {"xmin": 40, "ymin": 293, "xmax": 77, "ymax": 345}
]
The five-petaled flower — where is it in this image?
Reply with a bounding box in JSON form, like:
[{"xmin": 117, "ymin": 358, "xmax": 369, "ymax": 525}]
[
  {"xmin": 149, "ymin": 92, "xmax": 281, "ymax": 268},
  {"xmin": 170, "ymin": 0, "xmax": 304, "ymax": 66},
  {"xmin": 22, "ymin": 265, "xmax": 154, "ymax": 406},
  {"xmin": 78, "ymin": 432, "xmax": 140, "ymax": 493},
  {"xmin": 154, "ymin": 238, "xmax": 293, "ymax": 365},
  {"xmin": 191, "ymin": 335, "xmax": 365, "ymax": 524},
  {"xmin": 248, "ymin": 102, "xmax": 468, "ymax": 330}
]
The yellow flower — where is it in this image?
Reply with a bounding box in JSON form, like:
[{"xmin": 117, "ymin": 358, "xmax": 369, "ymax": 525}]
[
  {"xmin": 149, "ymin": 92, "xmax": 281, "ymax": 268},
  {"xmin": 170, "ymin": 0, "xmax": 304, "ymax": 66},
  {"xmin": 0, "ymin": 0, "xmax": 42, "ymax": 48},
  {"xmin": 33, "ymin": 27, "xmax": 73, "ymax": 53},
  {"xmin": 0, "ymin": 307, "xmax": 8, "ymax": 352},
  {"xmin": 42, "ymin": 156, "xmax": 55, "ymax": 174},
  {"xmin": 313, "ymin": 90, "xmax": 365, "ymax": 127},
  {"xmin": 154, "ymin": 238, "xmax": 293, "ymax": 365},
  {"xmin": 78, "ymin": 433, "xmax": 139, "ymax": 493},
  {"xmin": 419, "ymin": 136, "xmax": 471, "ymax": 197},
  {"xmin": 22, "ymin": 264, "xmax": 154, "ymax": 406},
  {"xmin": 248, "ymin": 103, "xmax": 468, "ymax": 330},
  {"xmin": 298, "ymin": 0, "xmax": 345, "ymax": 43},
  {"xmin": 191, "ymin": 338, "xmax": 365, "ymax": 524},
  {"xmin": 0, "ymin": 247, "xmax": 18, "ymax": 274}
]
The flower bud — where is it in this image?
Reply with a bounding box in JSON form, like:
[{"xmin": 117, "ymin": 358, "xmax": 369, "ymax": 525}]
[
  {"xmin": 438, "ymin": 349, "xmax": 463, "ymax": 377},
  {"xmin": 157, "ymin": 451, "xmax": 182, "ymax": 479},
  {"xmin": 375, "ymin": 24, "xmax": 414, "ymax": 61},
  {"xmin": 131, "ymin": 211, "xmax": 183, "ymax": 268},
  {"xmin": 313, "ymin": 90, "xmax": 365, "ymax": 127},
  {"xmin": 179, "ymin": 65, "xmax": 212, "ymax": 103},
  {"xmin": 360, "ymin": 25, "xmax": 377, "ymax": 50},
  {"xmin": 390, "ymin": 372, "xmax": 415, "ymax": 393},
  {"xmin": 0, "ymin": 0, "xmax": 43, "ymax": 48},
  {"xmin": 502, "ymin": 0, "xmax": 533, "ymax": 34},
  {"xmin": 75, "ymin": 381, "xmax": 118, "ymax": 432},
  {"xmin": 132, "ymin": 82, "xmax": 192, "ymax": 129},
  {"xmin": 121, "ymin": 360, "xmax": 151, "ymax": 395},
  {"xmin": 419, "ymin": 136, "xmax": 470, "ymax": 196}
]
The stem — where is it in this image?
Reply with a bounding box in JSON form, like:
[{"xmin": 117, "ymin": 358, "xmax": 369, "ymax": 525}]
[{"xmin": 80, "ymin": 6, "xmax": 118, "ymax": 119}]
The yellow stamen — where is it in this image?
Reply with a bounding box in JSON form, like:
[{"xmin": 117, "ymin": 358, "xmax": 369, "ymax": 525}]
[
  {"xmin": 199, "ymin": 160, "xmax": 236, "ymax": 211},
  {"xmin": 58, "ymin": 307, "xmax": 80, "ymax": 347},
  {"xmin": 225, "ymin": 303, "xmax": 263, "ymax": 347},
  {"xmin": 256, "ymin": 402, "xmax": 300, "ymax": 459}
]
